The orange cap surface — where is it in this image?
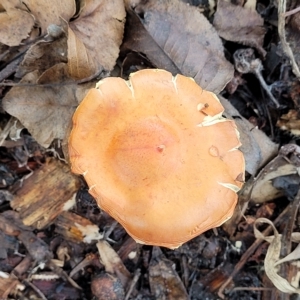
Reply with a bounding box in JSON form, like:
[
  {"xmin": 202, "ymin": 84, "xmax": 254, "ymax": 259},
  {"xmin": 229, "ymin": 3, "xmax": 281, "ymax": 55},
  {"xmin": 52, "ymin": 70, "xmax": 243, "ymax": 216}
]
[{"xmin": 69, "ymin": 69, "xmax": 245, "ymax": 248}]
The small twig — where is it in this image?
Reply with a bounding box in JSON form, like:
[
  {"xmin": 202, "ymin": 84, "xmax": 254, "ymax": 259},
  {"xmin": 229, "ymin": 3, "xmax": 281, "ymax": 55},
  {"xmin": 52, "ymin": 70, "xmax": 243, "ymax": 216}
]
[
  {"xmin": 0, "ymin": 56, "xmax": 24, "ymax": 83},
  {"xmin": 24, "ymin": 279, "xmax": 48, "ymax": 300},
  {"xmin": 181, "ymin": 254, "xmax": 189, "ymax": 288},
  {"xmin": 264, "ymin": 103, "xmax": 275, "ymax": 139},
  {"xmin": 254, "ymin": 68, "xmax": 281, "ymax": 108},
  {"xmin": 69, "ymin": 253, "xmax": 98, "ymax": 278},
  {"xmin": 232, "ymin": 287, "xmax": 274, "ymax": 292},
  {"xmin": 104, "ymin": 221, "xmax": 118, "ymax": 240},
  {"xmin": 0, "ymin": 70, "xmax": 104, "ymax": 87},
  {"xmin": 274, "ymin": 187, "xmax": 300, "ymax": 298},
  {"xmin": 233, "ymin": 49, "xmax": 281, "ymax": 108},
  {"xmin": 217, "ymin": 204, "xmax": 290, "ymax": 299},
  {"xmin": 278, "ymin": 0, "xmax": 300, "ymax": 79},
  {"xmin": 124, "ymin": 268, "xmax": 141, "ymax": 300},
  {"xmin": 283, "ymin": 6, "xmax": 300, "ymax": 17}
]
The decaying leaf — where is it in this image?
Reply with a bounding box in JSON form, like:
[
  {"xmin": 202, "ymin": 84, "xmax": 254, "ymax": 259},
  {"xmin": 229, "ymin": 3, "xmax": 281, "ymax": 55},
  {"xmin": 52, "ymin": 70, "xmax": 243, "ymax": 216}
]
[
  {"xmin": 68, "ymin": 0, "xmax": 126, "ymax": 79},
  {"xmin": 240, "ymin": 144, "xmax": 300, "ymax": 204},
  {"xmin": 277, "ymin": 109, "xmax": 300, "ymax": 136},
  {"xmin": 2, "ymin": 71, "xmax": 94, "ymax": 147},
  {"xmin": 16, "ymin": 31, "xmax": 68, "ymax": 78},
  {"xmin": 91, "ymin": 273, "xmax": 125, "ymax": 300},
  {"xmin": 0, "ymin": 275, "xmax": 25, "ymax": 299},
  {"xmin": 254, "ymin": 218, "xmax": 300, "ymax": 294},
  {"xmin": 123, "ymin": 0, "xmax": 234, "ymax": 93},
  {"xmin": 220, "ymin": 96, "xmax": 278, "ymax": 175},
  {"xmin": 16, "ymin": 0, "xmax": 126, "ymax": 80},
  {"xmin": 0, "ymin": 0, "xmax": 35, "ymax": 46},
  {"xmin": 3, "ymin": 0, "xmax": 126, "ymax": 147},
  {"xmin": 96, "ymin": 240, "xmax": 131, "ymax": 289},
  {"xmin": 22, "ymin": 0, "xmax": 76, "ymax": 34},
  {"xmin": 149, "ymin": 247, "xmax": 189, "ymax": 300},
  {"xmin": 213, "ymin": 0, "xmax": 267, "ymax": 56}
]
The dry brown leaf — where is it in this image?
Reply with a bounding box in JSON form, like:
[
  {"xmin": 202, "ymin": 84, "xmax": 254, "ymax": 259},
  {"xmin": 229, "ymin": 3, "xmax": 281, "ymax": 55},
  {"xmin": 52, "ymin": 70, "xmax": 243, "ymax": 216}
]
[
  {"xmin": 16, "ymin": 30, "xmax": 68, "ymax": 78},
  {"xmin": 213, "ymin": 0, "xmax": 267, "ymax": 56},
  {"xmin": 0, "ymin": 0, "xmax": 35, "ymax": 46},
  {"xmin": 22, "ymin": 0, "xmax": 76, "ymax": 34},
  {"xmin": 220, "ymin": 96, "xmax": 278, "ymax": 175},
  {"xmin": 96, "ymin": 240, "xmax": 131, "ymax": 289},
  {"xmin": 2, "ymin": 71, "xmax": 94, "ymax": 147},
  {"xmin": 16, "ymin": 0, "xmax": 125, "ymax": 80},
  {"xmin": 277, "ymin": 109, "xmax": 300, "ymax": 136},
  {"xmin": 123, "ymin": 0, "xmax": 233, "ymax": 94},
  {"xmin": 254, "ymin": 218, "xmax": 300, "ymax": 294},
  {"xmin": 0, "ymin": 276, "xmax": 25, "ymax": 299},
  {"xmin": 149, "ymin": 247, "xmax": 189, "ymax": 300},
  {"xmin": 239, "ymin": 145, "xmax": 299, "ymax": 204},
  {"xmin": 67, "ymin": 27, "xmax": 96, "ymax": 79},
  {"xmin": 3, "ymin": 0, "xmax": 125, "ymax": 147},
  {"xmin": 68, "ymin": 0, "xmax": 126, "ymax": 79}
]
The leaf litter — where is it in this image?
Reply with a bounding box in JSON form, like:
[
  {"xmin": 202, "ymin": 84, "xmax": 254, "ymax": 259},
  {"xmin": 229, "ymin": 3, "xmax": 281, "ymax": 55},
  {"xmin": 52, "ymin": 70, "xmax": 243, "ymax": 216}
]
[
  {"xmin": 0, "ymin": 0, "xmax": 35, "ymax": 47},
  {"xmin": 254, "ymin": 218, "xmax": 300, "ymax": 294},
  {"xmin": 1, "ymin": 0, "xmax": 300, "ymax": 298},
  {"xmin": 123, "ymin": 0, "xmax": 234, "ymax": 94},
  {"xmin": 213, "ymin": 0, "xmax": 267, "ymax": 57},
  {"xmin": 2, "ymin": 0, "xmax": 126, "ymax": 147}
]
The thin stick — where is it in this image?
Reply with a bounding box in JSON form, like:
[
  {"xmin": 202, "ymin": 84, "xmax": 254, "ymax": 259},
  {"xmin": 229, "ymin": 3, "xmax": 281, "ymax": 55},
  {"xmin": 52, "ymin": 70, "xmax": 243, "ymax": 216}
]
[
  {"xmin": 278, "ymin": 0, "xmax": 300, "ymax": 79},
  {"xmin": 217, "ymin": 204, "xmax": 290, "ymax": 299},
  {"xmin": 283, "ymin": 6, "xmax": 300, "ymax": 17},
  {"xmin": 0, "ymin": 70, "xmax": 103, "ymax": 87}
]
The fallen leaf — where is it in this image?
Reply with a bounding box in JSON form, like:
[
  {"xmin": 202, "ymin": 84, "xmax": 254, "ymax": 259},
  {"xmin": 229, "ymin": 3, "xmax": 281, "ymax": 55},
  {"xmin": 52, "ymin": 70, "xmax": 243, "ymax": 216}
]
[
  {"xmin": 0, "ymin": 0, "xmax": 35, "ymax": 46},
  {"xmin": 0, "ymin": 276, "xmax": 25, "ymax": 299},
  {"xmin": 213, "ymin": 0, "xmax": 267, "ymax": 56},
  {"xmin": 254, "ymin": 218, "xmax": 300, "ymax": 294},
  {"xmin": 16, "ymin": 29, "xmax": 68, "ymax": 78},
  {"xmin": 220, "ymin": 96, "xmax": 278, "ymax": 175},
  {"xmin": 149, "ymin": 247, "xmax": 189, "ymax": 300},
  {"xmin": 68, "ymin": 0, "xmax": 126, "ymax": 79},
  {"xmin": 123, "ymin": 0, "xmax": 233, "ymax": 93},
  {"xmin": 16, "ymin": 0, "xmax": 126, "ymax": 80},
  {"xmin": 91, "ymin": 273, "xmax": 125, "ymax": 300},
  {"xmin": 22, "ymin": 0, "xmax": 76, "ymax": 34},
  {"xmin": 277, "ymin": 109, "xmax": 300, "ymax": 136},
  {"xmin": 2, "ymin": 70, "xmax": 94, "ymax": 147},
  {"xmin": 96, "ymin": 240, "xmax": 131, "ymax": 289}
]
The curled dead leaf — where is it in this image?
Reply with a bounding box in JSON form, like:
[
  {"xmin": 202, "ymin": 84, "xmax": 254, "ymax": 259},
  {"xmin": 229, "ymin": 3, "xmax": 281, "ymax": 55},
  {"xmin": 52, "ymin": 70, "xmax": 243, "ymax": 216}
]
[
  {"xmin": 240, "ymin": 144, "xmax": 300, "ymax": 204},
  {"xmin": 16, "ymin": 29, "xmax": 68, "ymax": 78},
  {"xmin": 149, "ymin": 247, "xmax": 189, "ymax": 299},
  {"xmin": 254, "ymin": 218, "xmax": 300, "ymax": 294}
]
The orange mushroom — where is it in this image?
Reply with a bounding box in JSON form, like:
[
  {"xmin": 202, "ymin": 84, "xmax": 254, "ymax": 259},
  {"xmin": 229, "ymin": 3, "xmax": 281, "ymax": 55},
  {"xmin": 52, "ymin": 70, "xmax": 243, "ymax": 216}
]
[{"xmin": 69, "ymin": 69, "xmax": 245, "ymax": 249}]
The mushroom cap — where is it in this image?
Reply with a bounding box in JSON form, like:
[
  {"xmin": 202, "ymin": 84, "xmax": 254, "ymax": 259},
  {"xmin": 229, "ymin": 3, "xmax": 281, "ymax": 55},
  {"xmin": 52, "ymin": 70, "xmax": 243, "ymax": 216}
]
[{"xmin": 69, "ymin": 69, "xmax": 245, "ymax": 249}]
